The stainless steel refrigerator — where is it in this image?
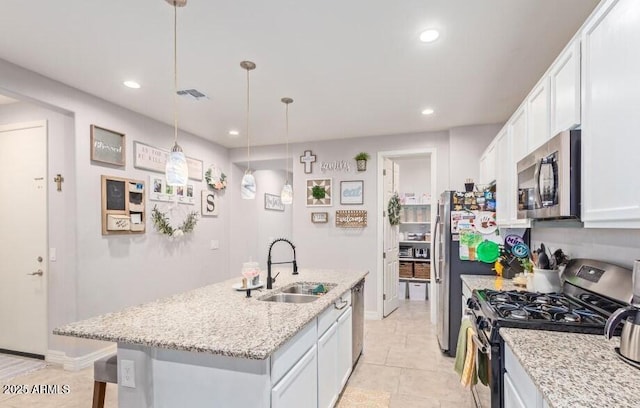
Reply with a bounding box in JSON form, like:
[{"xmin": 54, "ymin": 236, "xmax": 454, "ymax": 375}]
[{"xmin": 434, "ymin": 191, "xmax": 496, "ymax": 357}]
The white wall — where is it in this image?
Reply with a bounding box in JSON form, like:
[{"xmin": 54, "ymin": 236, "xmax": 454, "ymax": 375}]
[
  {"xmin": 230, "ymin": 128, "xmax": 503, "ymax": 315},
  {"xmin": 396, "ymin": 157, "xmax": 431, "ymax": 200},
  {"xmin": 449, "ymin": 124, "xmax": 502, "ymax": 191},
  {"xmin": 228, "ymin": 165, "xmax": 293, "ymax": 276},
  {"xmin": 532, "ymin": 228, "xmax": 640, "ymax": 269},
  {"xmin": 0, "ymin": 59, "xmax": 231, "ymax": 357}
]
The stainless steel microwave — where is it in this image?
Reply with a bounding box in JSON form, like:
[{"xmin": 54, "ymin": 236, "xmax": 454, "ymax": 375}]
[{"xmin": 516, "ymin": 130, "xmax": 581, "ymax": 220}]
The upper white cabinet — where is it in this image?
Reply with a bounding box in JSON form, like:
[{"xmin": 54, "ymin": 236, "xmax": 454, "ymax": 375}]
[
  {"xmin": 550, "ymin": 38, "xmax": 581, "ymax": 135},
  {"xmin": 527, "ymin": 77, "xmax": 551, "ymax": 152},
  {"xmin": 495, "ymin": 128, "xmax": 511, "ymax": 226},
  {"xmin": 479, "ymin": 142, "xmax": 497, "ymax": 185},
  {"xmin": 581, "ymin": 0, "xmax": 640, "ymax": 228},
  {"xmin": 510, "ymin": 104, "xmax": 528, "ymax": 163}
]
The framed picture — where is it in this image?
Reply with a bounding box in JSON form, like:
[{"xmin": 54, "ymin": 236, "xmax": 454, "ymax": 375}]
[
  {"xmin": 340, "ymin": 180, "xmax": 364, "ymax": 205},
  {"xmin": 311, "ymin": 212, "xmax": 328, "ymax": 223},
  {"xmin": 201, "ymin": 190, "xmax": 218, "ymax": 216},
  {"xmin": 91, "ymin": 125, "xmax": 125, "ymax": 166},
  {"xmin": 149, "ymin": 176, "xmax": 172, "ymax": 202},
  {"xmin": 264, "ymin": 193, "xmax": 285, "ymax": 212},
  {"xmin": 133, "ymin": 141, "xmax": 204, "ymax": 181},
  {"xmin": 335, "ymin": 210, "xmax": 367, "ymax": 228},
  {"xmin": 306, "ymin": 178, "xmax": 332, "ymax": 207}
]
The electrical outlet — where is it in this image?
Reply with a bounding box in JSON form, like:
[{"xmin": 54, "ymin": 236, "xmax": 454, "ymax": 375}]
[
  {"xmin": 120, "ymin": 359, "xmax": 136, "ymax": 388},
  {"xmin": 210, "ymin": 240, "xmax": 219, "ymax": 250}
]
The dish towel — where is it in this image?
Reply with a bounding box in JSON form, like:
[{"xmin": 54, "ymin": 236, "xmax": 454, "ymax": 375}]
[
  {"xmin": 454, "ymin": 317, "xmax": 477, "ymax": 386},
  {"xmin": 478, "ymin": 350, "xmax": 490, "ymax": 386}
]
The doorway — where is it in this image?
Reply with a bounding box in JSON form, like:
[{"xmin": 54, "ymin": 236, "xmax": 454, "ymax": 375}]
[
  {"xmin": 0, "ymin": 121, "xmax": 48, "ymax": 357},
  {"xmin": 377, "ymin": 149, "xmax": 436, "ymax": 319}
]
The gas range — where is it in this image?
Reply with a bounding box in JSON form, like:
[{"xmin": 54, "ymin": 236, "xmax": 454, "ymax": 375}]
[{"xmin": 465, "ymin": 259, "xmax": 634, "ymax": 408}]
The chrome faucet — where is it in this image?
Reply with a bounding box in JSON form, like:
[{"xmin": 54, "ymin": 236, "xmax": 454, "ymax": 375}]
[{"xmin": 267, "ymin": 238, "xmax": 298, "ymax": 289}]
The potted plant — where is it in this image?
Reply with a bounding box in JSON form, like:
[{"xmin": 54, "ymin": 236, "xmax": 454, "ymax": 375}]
[
  {"xmin": 354, "ymin": 152, "xmax": 370, "ymax": 172},
  {"xmin": 311, "ymin": 185, "xmax": 326, "ymax": 200}
]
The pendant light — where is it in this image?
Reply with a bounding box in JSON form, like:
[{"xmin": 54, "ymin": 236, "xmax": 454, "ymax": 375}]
[
  {"xmin": 280, "ymin": 97, "xmax": 294, "ymax": 205},
  {"xmin": 165, "ymin": 0, "xmax": 188, "ymax": 186},
  {"xmin": 240, "ymin": 60, "xmax": 257, "ymax": 199}
]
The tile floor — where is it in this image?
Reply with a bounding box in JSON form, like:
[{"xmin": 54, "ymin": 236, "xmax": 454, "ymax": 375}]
[
  {"xmin": 337, "ymin": 299, "xmax": 472, "ymax": 408},
  {"xmin": 0, "ymin": 299, "xmax": 470, "ymax": 408}
]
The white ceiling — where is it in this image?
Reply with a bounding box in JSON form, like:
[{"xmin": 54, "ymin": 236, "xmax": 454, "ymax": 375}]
[{"xmin": 0, "ymin": 0, "xmax": 598, "ymax": 148}]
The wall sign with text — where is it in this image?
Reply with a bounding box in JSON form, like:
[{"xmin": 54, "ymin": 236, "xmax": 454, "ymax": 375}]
[
  {"xmin": 134, "ymin": 141, "xmax": 203, "ymax": 181},
  {"xmin": 335, "ymin": 210, "xmax": 367, "ymax": 228}
]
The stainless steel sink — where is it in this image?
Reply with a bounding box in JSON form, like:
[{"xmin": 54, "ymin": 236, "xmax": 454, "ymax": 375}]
[
  {"xmin": 280, "ymin": 283, "xmax": 337, "ymax": 295},
  {"xmin": 259, "ymin": 293, "xmax": 320, "ymax": 303}
]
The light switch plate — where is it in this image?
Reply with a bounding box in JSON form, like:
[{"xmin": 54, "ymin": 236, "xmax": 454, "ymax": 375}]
[
  {"xmin": 120, "ymin": 359, "xmax": 136, "ymax": 388},
  {"xmin": 49, "ymin": 248, "xmax": 57, "ymax": 262},
  {"xmin": 210, "ymin": 240, "xmax": 219, "ymax": 250}
]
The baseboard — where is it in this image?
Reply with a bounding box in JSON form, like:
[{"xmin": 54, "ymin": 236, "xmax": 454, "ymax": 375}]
[
  {"xmin": 46, "ymin": 344, "xmax": 117, "ymax": 371},
  {"xmin": 0, "ymin": 348, "xmax": 45, "ymax": 360},
  {"xmin": 364, "ymin": 311, "xmax": 381, "ymax": 320}
]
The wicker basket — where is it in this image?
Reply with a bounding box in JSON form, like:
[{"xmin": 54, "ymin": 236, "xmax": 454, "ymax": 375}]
[
  {"xmin": 399, "ymin": 262, "xmax": 414, "ymax": 278},
  {"xmin": 414, "ymin": 263, "xmax": 431, "ymax": 279}
]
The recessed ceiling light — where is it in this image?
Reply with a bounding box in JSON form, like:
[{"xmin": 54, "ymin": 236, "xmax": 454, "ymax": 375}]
[
  {"xmin": 419, "ymin": 29, "xmax": 440, "ymax": 43},
  {"xmin": 421, "ymin": 108, "xmax": 435, "ymax": 115},
  {"xmin": 123, "ymin": 80, "xmax": 141, "ymax": 89},
  {"xmin": 228, "ymin": 130, "xmax": 240, "ymax": 136}
]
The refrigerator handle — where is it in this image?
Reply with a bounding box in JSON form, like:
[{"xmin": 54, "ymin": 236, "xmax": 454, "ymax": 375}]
[{"xmin": 433, "ymin": 211, "xmax": 441, "ymax": 283}]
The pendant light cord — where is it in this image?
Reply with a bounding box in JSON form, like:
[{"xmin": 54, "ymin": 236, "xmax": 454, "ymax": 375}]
[
  {"xmin": 285, "ymin": 102, "xmax": 289, "ymax": 182},
  {"xmin": 173, "ymin": 3, "xmax": 178, "ymax": 145},
  {"xmin": 246, "ymin": 68, "xmax": 251, "ymax": 171}
]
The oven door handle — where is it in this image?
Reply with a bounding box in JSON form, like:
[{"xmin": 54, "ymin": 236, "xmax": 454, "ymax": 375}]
[{"xmin": 472, "ymin": 333, "xmax": 490, "ymax": 357}]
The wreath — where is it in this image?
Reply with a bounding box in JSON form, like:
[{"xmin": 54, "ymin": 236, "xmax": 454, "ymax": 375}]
[
  {"xmin": 205, "ymin": 166, "xmax": 227, "ymax": 191},
  {"xmin": 151, "ymin": 205, "xmax": 199, "ymax": 237},
  {"xmin": 388, "ymin": 193, "xmax": 401, "ymax": 226}
]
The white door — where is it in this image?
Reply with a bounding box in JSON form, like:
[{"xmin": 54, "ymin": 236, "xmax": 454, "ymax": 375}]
[
  {"xmin": 382, "ymin": 158, "xmax": 399, "ymax": 317},
  {"xmin": 336, "ymin": 307, "xmax": 352, "ymax": 389},
  {"xmin": 271, "ymin": 345, "xmax": 318, "ymax": 408},
  {"xmin": 0, "ymin": 121, "xmax": 48, "ymax": 356},
  {"xmin": 317, "ymin": 323, "xmax": 338, "ymax": 408}
]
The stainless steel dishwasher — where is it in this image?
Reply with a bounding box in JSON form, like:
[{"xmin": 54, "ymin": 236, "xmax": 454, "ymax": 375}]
[{"xmin": 351, "ymin": 279, "xmax": 364, "ymax": 367}]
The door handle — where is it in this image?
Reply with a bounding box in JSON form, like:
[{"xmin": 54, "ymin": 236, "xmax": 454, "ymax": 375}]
[{"xmin": 27, "ymin": 269, "xmax": 44, "ymax": 276}]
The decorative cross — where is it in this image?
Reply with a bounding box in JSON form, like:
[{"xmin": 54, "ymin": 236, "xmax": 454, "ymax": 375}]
[
  {"xmin": 300, "ymin": 150, "xmax": 317, "ymax": 174},
  {"xmin": 53, "ymin": 174, "xmax": 64, "ymax": 192}
]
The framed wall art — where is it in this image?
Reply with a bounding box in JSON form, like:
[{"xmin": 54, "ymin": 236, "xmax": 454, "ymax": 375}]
[
  {"xmin": 340, "ymin": 180, "xmax": 364, "ymax": 205},
  {"xmin": 264, "ymin": 193, "xmax": 285, "ymax": 212},
  {"xmin": 101, "ymin": 175, "xmax": 145, "ymax": 235},
  {"xmin": 311, "ymin": 212, "xmax": 328, "ymax": 223},
  {"xmin": 201, "ymin": 190, "xmax": 218, "ymax": 216},
  {"xmin": 335, "ymin": 210, "xmax": 367, "ymax": 228},
  {"xmin": 306, "ymin": 178, "xmax": 332, "ymax": 207},
  {"xmin": 91, "ymin": 125, "xmax": 125, "ymax": 166}
]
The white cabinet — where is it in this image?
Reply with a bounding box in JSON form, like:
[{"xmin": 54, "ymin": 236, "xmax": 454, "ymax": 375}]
[
  {"xmin": 510, "ymin": 104, "xmax": 528, "ymax": 163},
  {"xmin": 337, "ymin": 307, "xmax": 353, "ymax": 388},
  {"xmin": 479, "ymin": 142, "xmax": 497, "ymax": 185},
  {"xmin": 272, "ymin": 344, "xmax": 318, "ymax": 408},
  {"xmin": 550, "ymin": 38, "xmax": 581, "ymax": 135},
  {"xmin": 317, "ymin": 324, "xmax": 338, "ymax": 408},
  {"xmin": 495, "ymin": 128, "xmax": 511, "ymax": 226},
  {"xmin": 527, "ymin": 78, "xmax": 551, "ymax": 152},
  {"xmin": 316, "ymin": 303, "xmax": 352, "ymax": 408},
  {"xmin": 504, "ymin": 372, "xmax": 527, "ymax": 408},
  {"xmin": 504, "ymin": 343, "xmax": 547, "ymax": 408},
  {"xmin": 581, "ymin": 0, "xmax": 640, "ymax": 228}
]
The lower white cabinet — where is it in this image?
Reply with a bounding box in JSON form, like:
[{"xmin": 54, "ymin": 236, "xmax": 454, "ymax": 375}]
[
  {"xmin": 272, "ymin": 344, "xmax": 318, "ymax": 408},
  {"xmin": 337, "ymin": 307, "xmax": 353, "ymax": 388},
  {"xmin": 318, "ymin": 324, "xmax": 338, "ymax": 408},
  {"xmin": 504, "ymin": 343, "xmax": 546, "ymax": 408}
]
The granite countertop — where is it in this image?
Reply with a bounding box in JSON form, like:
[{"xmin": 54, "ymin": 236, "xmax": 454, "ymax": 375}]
[
  {"xmin": 461, "ymin": 274, "xmax": 521, "ymax": 292},
  {"xmin": 54, "ymin": 268, "xmax": 367, "ymax": 360},
  {"xmin": 501, "ymin": 328, "xmax": 640, "ymax": 408}
]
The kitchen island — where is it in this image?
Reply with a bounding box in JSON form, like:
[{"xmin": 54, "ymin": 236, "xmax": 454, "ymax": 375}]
[{"xmin": 54, "ymin": 268, "xmax": 367, "ymax": 407}]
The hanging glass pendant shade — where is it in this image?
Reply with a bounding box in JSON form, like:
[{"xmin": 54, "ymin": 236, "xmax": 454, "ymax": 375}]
[
  {"xmin": 240, "ymin": 60, "xmax": 257, "ymax": 199},
  {"xmin": 241, "ymin": 170, "xmax": 256, "ymax": 199},
  {"xmin": 280, "ymin": 183, "xmax": 293, "ymax": 204},
  {"xmin": 166, "ymin": 142, "xmax": 188, "ymax": 186}
]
